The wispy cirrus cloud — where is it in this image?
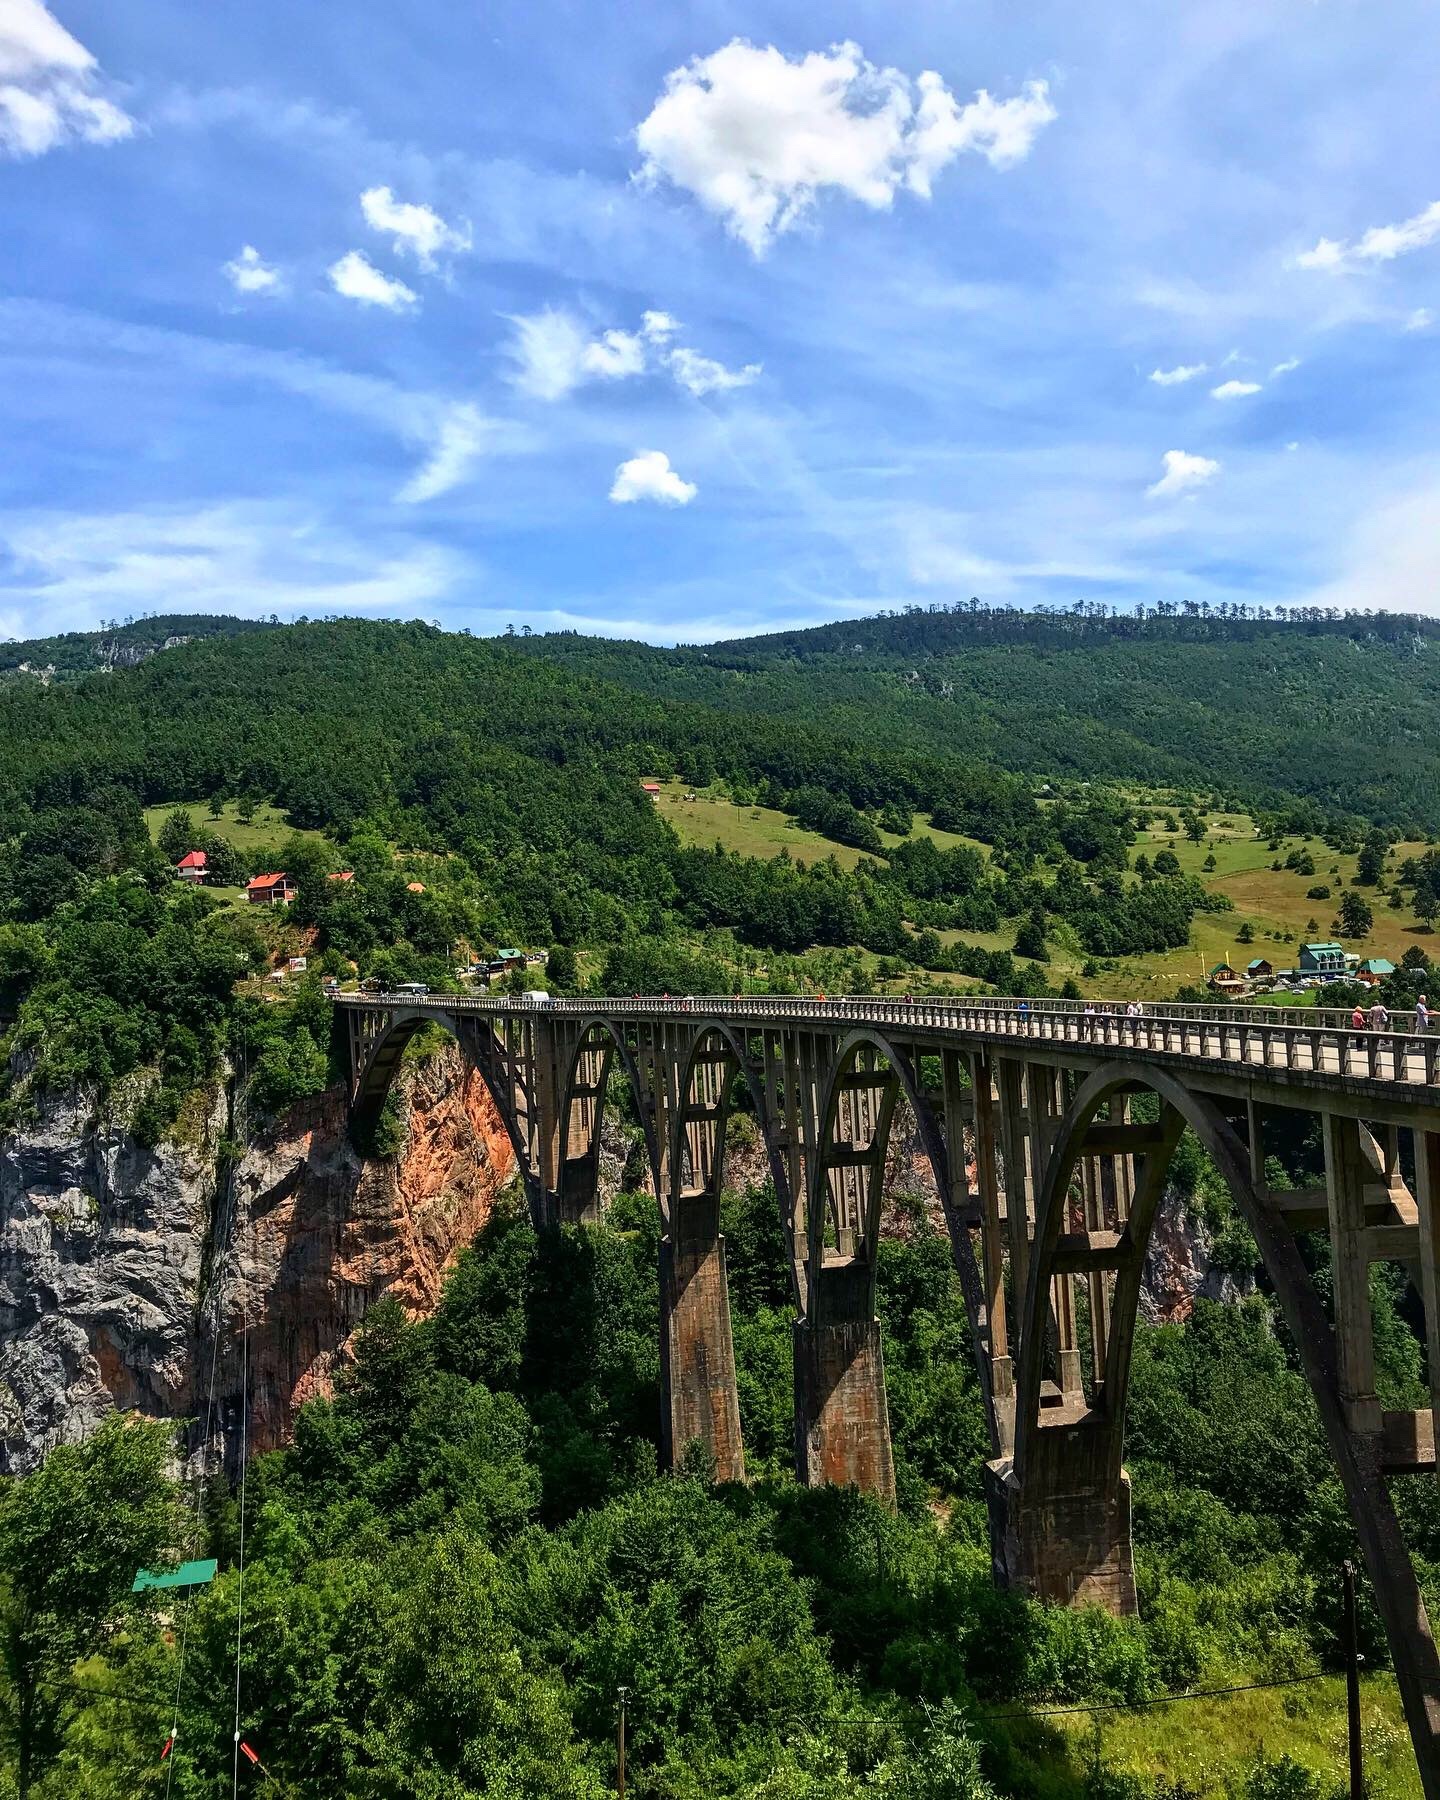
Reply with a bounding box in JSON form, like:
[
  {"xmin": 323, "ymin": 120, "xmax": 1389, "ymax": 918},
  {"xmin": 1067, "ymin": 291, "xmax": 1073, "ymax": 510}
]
[
  {"xmin": 1296, "ymin": 200, "xmax": 1440, "ymax": 273},
  {"xmin": 0, "ymin": 502, "xmax": 463, "ymax": 630},
  {"xmin": 395, "ymin": 403, "xmax": 491, "ymax": 503}
]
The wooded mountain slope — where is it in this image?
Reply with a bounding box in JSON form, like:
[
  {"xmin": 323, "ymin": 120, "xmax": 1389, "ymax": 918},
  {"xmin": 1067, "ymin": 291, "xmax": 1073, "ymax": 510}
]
[{"xmin": 516, "ymin": 606, "xmax": 1437, "ymax": 831}]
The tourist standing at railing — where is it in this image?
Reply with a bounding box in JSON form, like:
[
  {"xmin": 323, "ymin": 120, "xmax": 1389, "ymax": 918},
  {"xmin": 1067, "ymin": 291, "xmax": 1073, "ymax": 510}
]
[
  {"xmin": 1416, "ymin": 994, "xmax": 1430, "ymax": 1034},
  {"xmin": 1351, "ymin": 1003, "xmax": 1368, "ymax": 1046},
  {"xmin": 1369, "ymin": 996, "xmax": 1390, "ymax": 1032}
]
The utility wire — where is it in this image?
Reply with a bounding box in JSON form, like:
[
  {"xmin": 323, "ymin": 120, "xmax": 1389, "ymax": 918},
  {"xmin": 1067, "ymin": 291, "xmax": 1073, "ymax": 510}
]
[{"xmin": 981, "ymin": 1670, "xmax": 1330, "ymax": 1722}]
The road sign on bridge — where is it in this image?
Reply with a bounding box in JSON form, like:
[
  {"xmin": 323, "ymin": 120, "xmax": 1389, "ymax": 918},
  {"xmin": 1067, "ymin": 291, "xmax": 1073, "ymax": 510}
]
[{"xmin": 338, "ymin": 991, "xmax": 1440, "ymax": 1793}]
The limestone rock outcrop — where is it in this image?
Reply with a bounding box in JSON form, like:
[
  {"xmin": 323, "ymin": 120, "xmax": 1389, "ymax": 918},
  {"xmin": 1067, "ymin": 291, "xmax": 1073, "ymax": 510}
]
[{"xmin": 0, "ymin": 1043, "xmax": 514, "ymax": 1474}]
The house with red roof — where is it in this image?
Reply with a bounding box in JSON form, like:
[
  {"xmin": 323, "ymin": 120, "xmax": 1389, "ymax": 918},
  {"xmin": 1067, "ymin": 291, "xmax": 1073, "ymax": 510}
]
[
  {"xmin": 175, "ymin": 850, "xmax": 208, "ymax": 884},
  {"xmin": 246, "ymin": 872, "xmax": 295, "ymax": 906}
]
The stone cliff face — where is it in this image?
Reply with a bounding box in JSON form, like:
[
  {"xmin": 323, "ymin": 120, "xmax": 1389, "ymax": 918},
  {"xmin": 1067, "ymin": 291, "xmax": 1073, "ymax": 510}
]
[
  {"xmin": 1140, "ymin": 1187, "xmax": 1250, "ymax": 1323},
  {"xmin": 0, "ymin": 1043, "xmax": 514, "ymax": 1474}
]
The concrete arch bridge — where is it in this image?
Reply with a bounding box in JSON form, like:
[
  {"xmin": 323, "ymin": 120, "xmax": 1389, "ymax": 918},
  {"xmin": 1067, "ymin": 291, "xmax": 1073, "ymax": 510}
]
[{"xmin": 339, "ymin": 991, "xmax": 1440, "ymax": 1793}]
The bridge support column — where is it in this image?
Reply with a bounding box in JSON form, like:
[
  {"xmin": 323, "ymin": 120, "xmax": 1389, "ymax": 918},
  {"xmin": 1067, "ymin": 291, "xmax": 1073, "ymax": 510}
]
[
  {"xmin": 794, "ymin": 1266, "xmax": 895, "ymax": 1501},
  {"xmin": 659, "ymin": 1215, "xmax": 745, "ymax": 1483},
  {"xmin": 986, "ymin": 1427, "xmax": 1135, "ymax": 1614}
]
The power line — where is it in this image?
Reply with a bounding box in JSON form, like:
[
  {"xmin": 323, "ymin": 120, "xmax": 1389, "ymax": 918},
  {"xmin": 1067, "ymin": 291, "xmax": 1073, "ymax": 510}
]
[{"xmin": 981, "ymin": 1670, "xmax": 1330, "ymax": 1722}]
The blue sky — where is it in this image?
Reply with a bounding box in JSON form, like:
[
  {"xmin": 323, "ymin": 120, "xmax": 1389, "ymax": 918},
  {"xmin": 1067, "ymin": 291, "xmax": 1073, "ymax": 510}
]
[{"xmin": 1, "ymin": 0, "xmax": 1438, "ymax": 642}]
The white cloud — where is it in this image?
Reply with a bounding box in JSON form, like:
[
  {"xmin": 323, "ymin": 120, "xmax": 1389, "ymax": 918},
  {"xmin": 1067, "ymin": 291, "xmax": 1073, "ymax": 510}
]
[
  {"xmin": 584, "ymin": 328, "xmax": 647, "ymax": 379},
  {"xmin": 507, "ymin": 308, "xmax": 590, "ymax": 400},
  {"xmin": 359, "ymin": 185, "xmax": 469, "ymax": 269},
  {"xmin": 1296, "ymin": 200, "xmax": 1440, "ymax": 273},
  {"xmin": 609, "ymin": 450, "xmax": 697, "ymax": 506},
  {"xmin": 1406, "ymin": 308, "xmax": 1434, "ymax": 332},
  {"xmin": 328, "ymin": 250, "xmax": 418, "ymax": 310},
  {"xmin": 0, "ymin": 0, "xmax": 132, "ymax": 157},
  {"xmin": 1211, "ymin": 379, "xmax": 1261, "ymax": 398},
  {"xmin": 667, "ymin": 345, "xmax": 761, "ymax": 396},
  {"xmin": 0, "ymin": 502, "xmax": 460, "ymax": 625},
  {"xmin": 1270, "ymin": 357, "xmax": 1300, "ymax": 376},
  {"xmin": 1149, "ymin": 363, "xmax": 1206, "ymax": 386},
  {"xmin": 507, "ymin": 305, "xmax": 758, "ymax": 402},
  {"xmin": 223, "ymin": 245, "xmax": 281, "ymax": 296},
  {"xmin": 507, "ymin": 309, "xmax": 648, "ymax": 398},
  {"xmin": 396, "ymin": 403, "xmax": 490, "ymax": 503},
  {"xmin": 634, "ymin": 39, "xmax": 1055, "ymax": 255},
  {"xmin": 1146, "ymin": 450, "xmax": 1220, "ymax": 499},
  {"xmin": 906, "ymin": 74, "xmax": 1057, "ymax": 192}
]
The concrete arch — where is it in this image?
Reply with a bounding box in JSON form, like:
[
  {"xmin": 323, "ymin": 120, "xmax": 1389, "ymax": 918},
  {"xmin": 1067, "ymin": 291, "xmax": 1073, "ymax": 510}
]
[
  {"xmin": 812, "ymin": 1028, "xmax": 998, "ymax": 1445},
  {"xmin": 561, "ymin": 1014, "xmax": 667, "ymax": 1206},
  {"xmin": 350, "ymin": 1006, "xmax": 460, "ymax": 1116},
  {"xmin": 673, "ymin": 1019, "xmax": 796, "ymax": 1259},
  {"xmin": 1011, "ymin": 1061, "xmax": 1440, "ymax": 1788}
]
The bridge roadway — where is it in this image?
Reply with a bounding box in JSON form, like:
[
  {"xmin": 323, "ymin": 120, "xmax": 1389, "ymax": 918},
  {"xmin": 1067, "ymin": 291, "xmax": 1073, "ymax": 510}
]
[{"xmin": 338, "ymin": 990, "xmax": 1440, "ymax": 1790}]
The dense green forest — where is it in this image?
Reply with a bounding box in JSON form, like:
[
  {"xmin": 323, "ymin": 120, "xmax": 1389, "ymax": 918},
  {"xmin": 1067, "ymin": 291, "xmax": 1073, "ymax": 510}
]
[
  {"xmin": 2, "ymin": 1156, "xmax": 1430, "ymax": 1798},
  {"xmin": 4, "ymin": 610, "xmax": 1433, "ymax": 1139},
  {"xmin": 515, "ymin": 606, "xmax": 1440, "ymax": 834}
]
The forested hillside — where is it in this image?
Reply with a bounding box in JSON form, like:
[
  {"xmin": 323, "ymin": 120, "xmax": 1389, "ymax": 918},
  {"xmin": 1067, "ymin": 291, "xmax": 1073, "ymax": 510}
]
[
  {"xmin": 517, "ymin": 604, "xmax": 1440, "ymax": 833},
  {"xmin": 0, "ymin": 614, "xmax": 271, "ymax": 682}
]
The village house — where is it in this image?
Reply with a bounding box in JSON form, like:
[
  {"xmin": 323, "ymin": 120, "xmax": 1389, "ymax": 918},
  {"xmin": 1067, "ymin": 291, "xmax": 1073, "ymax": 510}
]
[
  {"xmin": 246, "ymin": 872, "xmax": 295, "ymax": 907},
  {"xmin": 1299, "ymin": 940, "xmax": 1348, "ymax": 976},
  {"xmin": 175, "ymin": 850, "xmax": 208, "ymax": 884},
  {"xmin": 327, "ymin": 869, "xmax": 354, "ymax": 884},
  {"xmin": 1245, "ymin": 957, "xmax": 1274, "ymax": 983},
  {"xmin": 1356, "ymin": 957, "xmax": 1396, "ymax": 985},
  {"xmin": 1207, "ymin": 962, "xmax": 1248, "ymax": 996},
  {"xmin": 641, "ymin": 781, "xmax": 661, "ymax": 799}
]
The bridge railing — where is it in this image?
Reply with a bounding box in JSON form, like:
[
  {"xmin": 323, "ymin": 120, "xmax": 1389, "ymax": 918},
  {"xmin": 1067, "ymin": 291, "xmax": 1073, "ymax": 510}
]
[{"xmin": 336, "ymin": 992, "xmax": 1440, "ymax": 1089}]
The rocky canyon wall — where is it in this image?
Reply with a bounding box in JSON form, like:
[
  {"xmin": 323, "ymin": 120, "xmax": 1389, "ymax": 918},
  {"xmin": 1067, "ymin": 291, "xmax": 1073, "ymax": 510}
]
[
  {"xmin": 0, "ymin": 1043, "xmax": 514, "ymax": 1475},
  {"xmin": 0, "ymin": 1067, "xmax": 1236, "ymax": 1475}
]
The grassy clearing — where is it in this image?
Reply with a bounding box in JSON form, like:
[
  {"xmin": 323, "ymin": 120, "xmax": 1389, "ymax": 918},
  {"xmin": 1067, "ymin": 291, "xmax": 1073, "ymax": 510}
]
[
  {"xmin": 142, "ymin": 797, "xmax": 328, "ymax": 855},
  {"xmin": 1000, "ymin": 1672, "xmax": 1418, "ymax": 1800},
  {"xmin": 654, "ymin": 780, "xmax": 985, "ymax": 870},
  {"xmin": 658, "ymin": 787, "xmax": 1439, "ymax": 999}
]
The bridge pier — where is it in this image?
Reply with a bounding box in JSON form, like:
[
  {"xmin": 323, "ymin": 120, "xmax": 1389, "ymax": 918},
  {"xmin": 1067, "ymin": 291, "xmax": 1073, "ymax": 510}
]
[
  {"xmin": 659, "ymin": 1214, "xmax": 745, "ymax": 1482},
  {"xmin": 794, "ymin": 1263, "xmax": 896, "ymax": 1501},
  {"xmin": 986, "ymin": 1428, "xmax": 1135, "ymax": 1613}
]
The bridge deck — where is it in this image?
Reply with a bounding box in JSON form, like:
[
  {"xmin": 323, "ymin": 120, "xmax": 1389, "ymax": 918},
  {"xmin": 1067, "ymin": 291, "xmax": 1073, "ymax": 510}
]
[{"xmin": 336, "ymin": 991, "xmax": 1440, "ymax": 1126}]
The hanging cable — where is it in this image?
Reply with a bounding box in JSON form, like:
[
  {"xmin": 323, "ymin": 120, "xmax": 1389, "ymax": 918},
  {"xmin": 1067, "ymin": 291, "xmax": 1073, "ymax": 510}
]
[{"xmin": 231, "ymin": 1287, "xmax": 250, "ymax": 1799}]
